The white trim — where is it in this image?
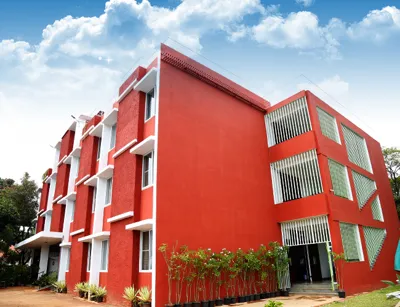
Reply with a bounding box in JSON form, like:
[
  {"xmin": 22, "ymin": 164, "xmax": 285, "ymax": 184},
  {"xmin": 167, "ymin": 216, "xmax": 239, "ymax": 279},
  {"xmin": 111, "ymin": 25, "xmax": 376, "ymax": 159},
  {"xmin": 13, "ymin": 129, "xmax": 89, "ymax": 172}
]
[
  {"xmin": 52, "ymin": 194, "xmax": 63, "ymax": 204},
  {"xmin": 84, "ymin": 175, "xmax": 98, "ymax": 187},
  {"xmin": 60, "ymin": 242, "xmax": 72, "ymax": 247},
  {"xmin": 139, "ymin": 230, "xmax": 153, "ymax": 272},
  {"xmin": 40, "ymin": 209, "xmax": 52, "ymax": 217},
  {"xmin": 76, "ymin": 174, "xmax": 90, "ymax": 186},
  {"xmin": 70, "ymin": 228, "xmax": 85, "ymax": 236},
  {"xmin": 57, "ymin": 155, "xmax": 67, "ymax": 166},
  {"xmin": 107, "ymin": 211, "xmax": 134, "ymax": 223},
  {"xmin": 125, "ymin": 219, "xmax": 154, "ymax": 231},
  {"xmin": 64, "ymin": 155, "xmax": 72, "ymax": 165},
  {"xmin": 37, "ymin": 209, "xmax": 45, "ymax": 216},
  {"xmin": 112, "ymin": 139, "xmax": 138, "ymax": 159},
  {"xmin": 134, "ymin": 68, "xmax": 158, "ymax": 93},
  {"xmin": 58, "ymin": 192, "xmax": 77, "ymax": 204},
  {"xmin": 101, "ymin": 108, "xmax": 118, "ymax": 126},
  {"xmin": 48, "ymin": 172, "xmax": 57, "ymax": 181},
  {"xmin": 90, "ymin": 122, "xmax": 103, "ymax": 137},
  {"xmin": 355, "ymin": 225, "xmax": 365, "ymax": 262},
  {"xmin": 78, "ymin": 231, "xmax": 110, "ymax": 242},
  {"xmin": 54, "ymin": 140, "xmax": 62, "ymax": 149},
  {"xmin": 129, "ymin": 136, "xmax": 156, "ymax": 155},
  {"xmin": 43, "ymin": 176, "xmax": 49, "ymax": 183},
  {"xmin": 115, "ymin": 78, "xmax": 138, "ymax": 104},
  {"xmin": 141, "ymin": 151, "xmax": 154, "ymax": 189},
  {"xmin": 81, "ymin": 125, "xmax": 94, "ymax": 141},
  {"xmin": 15, "ymin": 231, "xmax": 63, "ymax": 249},
  {"xmin": 144, "ymin": 88, "xmax": 156, "ymax": 122},
  {"xmin": 97, "ymin": 165, "xmax": 114, "ymax": 179},
  {"xmin": 70, "ymin": 146, "xmax": 81, "ymax": 157}
]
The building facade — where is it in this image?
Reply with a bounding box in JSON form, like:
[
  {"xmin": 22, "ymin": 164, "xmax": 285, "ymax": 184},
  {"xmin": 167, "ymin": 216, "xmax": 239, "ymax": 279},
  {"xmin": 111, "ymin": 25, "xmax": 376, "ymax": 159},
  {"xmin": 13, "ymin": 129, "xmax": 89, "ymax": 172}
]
[{"xmin": 16, "ymin": 44, "xmax": 399, "ymax": 305}]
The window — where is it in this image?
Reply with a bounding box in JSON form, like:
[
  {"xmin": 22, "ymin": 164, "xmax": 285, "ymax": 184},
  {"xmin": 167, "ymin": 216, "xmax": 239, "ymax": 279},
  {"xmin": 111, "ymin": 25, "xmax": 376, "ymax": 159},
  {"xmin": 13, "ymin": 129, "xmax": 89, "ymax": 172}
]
[
  {"xmin": 270, "ymin": 149, "xmax": 323, "ymax": 204},
  {"xmin": 110, "ymin": 124, "xmax": 117, "ymax": 149},
  {"xmin": 342, "ymin": 125, "xmax": 372, "ymax": 172},
  {"xmin": 142, "ymin": 152, "xmax": 154, "ymax": 188},
  {"xmin": 339, "ymin": 222, "xmax": 364, "ymax": 262},
  {"xmin": 70, "ymin": 201, "xmax": 75, "ymax": 222},
  {"xmin": 352, "ymin": 170, "xmax": 376, "ymax": 209},
  {"xmin": 140, "ymin": 230, "xmax": 153, "ymax": 271},
  {"xmin": 328, "ymin": 159, "xmax": 352, "ymax": 200},
  {"xmin": 145, "ymin": 89, "xmax": 155, "ymax": 121},
  {"xmin": 75, "ymin": 158, "xmax": 80, "ymax": 178},
  {"xmin": 371, "ymin": 196, "xmax": 384, "ymax": 221},
  {"xmin": 66, "ymin": 248, "xmax": 71, "ymax": 272},
  {"xmin": 92, "ymin": 188, "xmax": 97, "ymax": 213},
  {"xmin": 363, "ymin": 226, "xmax": 386, "ymax": 269},
  {"xmin": 265, "ymin": 96, "xmax": 312, "ymax": 147},
  {"xmin": 317, "ymin": 107, "xmax": 340, "ymax": 143},
  {"xmin": 87, "ymin": 243, "xmax": 92, "ymax": 271},
  {"xmin": 105, "ymin": 178, "xmax": 113, "ymax": 205},
  {"xmin": 97, "ymin": 137, "xmax": 102, "ymax": 160},
  {"xmin": 100, "ymin": 240, "xmax": 109, "ymax": 271}
]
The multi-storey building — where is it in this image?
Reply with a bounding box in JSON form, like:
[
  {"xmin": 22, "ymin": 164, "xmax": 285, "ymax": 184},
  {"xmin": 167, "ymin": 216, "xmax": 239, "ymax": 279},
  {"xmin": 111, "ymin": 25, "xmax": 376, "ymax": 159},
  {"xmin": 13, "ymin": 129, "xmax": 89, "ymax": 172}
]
[{"xmin": 16, "ymin": 44, "xmax": 399, "ymax": 305}]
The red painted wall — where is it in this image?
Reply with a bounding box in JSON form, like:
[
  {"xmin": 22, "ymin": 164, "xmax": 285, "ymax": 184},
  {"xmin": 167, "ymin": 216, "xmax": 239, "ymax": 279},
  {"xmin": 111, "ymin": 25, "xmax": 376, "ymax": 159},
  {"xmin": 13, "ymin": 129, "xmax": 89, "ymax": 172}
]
[
  {"xmin": 306, "ymin": 91, "xmax": 400, "ymax": 294},
  {"xmin": 67, "ymin": 233, "xmax": 89, "ymax": 293},
  {"xmin": 155, "ymin": 59, "xmax": 281, "ymax": 305},
  {"xmin": 36, "ymin": 176, "xmax": 51, "ymax": 233}
]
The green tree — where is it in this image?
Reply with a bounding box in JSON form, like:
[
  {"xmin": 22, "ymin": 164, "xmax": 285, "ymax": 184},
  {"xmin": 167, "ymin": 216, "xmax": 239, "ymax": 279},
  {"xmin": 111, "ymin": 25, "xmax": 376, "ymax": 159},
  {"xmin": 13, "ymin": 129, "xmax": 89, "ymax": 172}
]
[
  {"xmin": 0, "ymin": 173, "xmax": 38, "ymax": 264},
  {"xmin": 382, "ymin": 147, "xmax": 400, "ymax": 218}
]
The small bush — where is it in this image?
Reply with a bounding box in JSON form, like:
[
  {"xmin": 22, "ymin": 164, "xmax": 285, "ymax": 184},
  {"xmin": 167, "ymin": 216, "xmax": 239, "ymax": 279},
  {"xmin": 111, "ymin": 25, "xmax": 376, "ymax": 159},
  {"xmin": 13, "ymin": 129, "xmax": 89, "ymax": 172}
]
[
  {"xmin": 34, "ymin": 272, "xmax": 57, "ymax": 288},
  {"xmin": 265, "ymin": 300, "xmax": 283, "ymax": 307},
  {"xmin": 123, "ymin": 286, "xmax": 138, "ymax": 303},
  {"xmin": 52, "ymin": 280, "xmax": 67, "ymax": 293}
]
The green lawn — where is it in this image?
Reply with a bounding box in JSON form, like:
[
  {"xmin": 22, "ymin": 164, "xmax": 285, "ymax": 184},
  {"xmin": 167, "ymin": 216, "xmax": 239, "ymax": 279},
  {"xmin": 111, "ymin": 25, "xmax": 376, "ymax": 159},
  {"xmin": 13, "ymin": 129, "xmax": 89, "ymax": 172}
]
[{"xmin": 326, "ymin": 285, "xmax": 400, "ymax": 307}]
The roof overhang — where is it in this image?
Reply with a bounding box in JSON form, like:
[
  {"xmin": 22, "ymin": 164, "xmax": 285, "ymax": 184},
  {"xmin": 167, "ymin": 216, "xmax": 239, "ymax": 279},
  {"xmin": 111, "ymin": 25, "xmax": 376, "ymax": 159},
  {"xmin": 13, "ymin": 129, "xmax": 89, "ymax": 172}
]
[
  {"xmin": 90, "ymin": 123, "xmax": 103, "ymax": 137},
  {"xmin": 129, "ymin": 136, "xmax": 155, "ymax": 155},
  {"xmin": 97, "ymin": 165, "xmax": 114, "ymax": 179},
  {"xmin": 78, "ymin": 231, "xmax": 110, "ymax": 242},
  {"xmin": 101, "ymin": 108, "xmax": 118, "ymax": 126},
  {"xmin": 134, "ymin": 68, "xmax": 157, "ymax": 93},
  {"xmin": 15, "ymin": 231, "xmax": 63, "ymax": 249},
  {"xmin": 84, "ymin": 175, "xmax": 98, "ymax": 187},
  {"xmin": 125, "ymin": 219, "xmax": 153, "ymax": 231},
  {"xmin": 58, "ymin": 192, "xmax": 77, "ymax": 204}
]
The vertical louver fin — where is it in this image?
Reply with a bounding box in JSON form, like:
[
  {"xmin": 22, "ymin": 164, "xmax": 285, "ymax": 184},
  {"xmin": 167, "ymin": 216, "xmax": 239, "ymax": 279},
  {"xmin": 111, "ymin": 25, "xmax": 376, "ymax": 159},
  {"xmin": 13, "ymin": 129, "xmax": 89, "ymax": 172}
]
[
  {"xmin": 371, "ymin": 196, "xmax": 384, "ymax": 221},
  {"xmin": 317, "ymin": 107, "xmax": 340, "ymax": 143},
  {"xmin": 352, "ymin": 170, "xmax": 376, "ymax": 209},
  {"xmin": 363, "ymin": 226, "xmax": 386, "ymax": 269},
  {"xmin": 270, "ymin": 149, "xmax": 323, "ymax": 204},
  {"xmin": 265, "ymin": 96, "xmax": 312, "ymax": 147},
  {"xmin": 342, "ymin": 125, "xmax": 372, "ymax": 172},
  {"xmin": 281, "ymin": 215, "xmax": 330, "ymax": 246},
  {"xmin": 328, "ymin": 159, "xmax": 352, "ymax": 200},
  {"xmin": 339, "ymin": 222, "xmax": 364, "ymax": 262}
]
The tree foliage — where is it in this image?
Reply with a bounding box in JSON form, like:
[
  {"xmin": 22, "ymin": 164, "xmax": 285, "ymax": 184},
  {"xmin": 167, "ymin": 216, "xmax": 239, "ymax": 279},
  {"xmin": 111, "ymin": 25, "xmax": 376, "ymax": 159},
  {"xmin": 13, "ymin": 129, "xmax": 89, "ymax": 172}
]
[
  {"xmin": 0, "ymin": 172, "xmax": 38, "ymax": 264},
  {"xmin": 382, "ymin": 147, "xmax": 400, "ymax": 218}
]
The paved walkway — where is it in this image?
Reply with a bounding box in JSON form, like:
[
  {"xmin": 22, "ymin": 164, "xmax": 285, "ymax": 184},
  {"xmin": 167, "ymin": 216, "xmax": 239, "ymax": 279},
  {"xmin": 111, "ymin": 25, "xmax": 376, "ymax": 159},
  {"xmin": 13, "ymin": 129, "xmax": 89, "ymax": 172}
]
[
  {"xmin": 246, "ymin": 295, "xmax": 341, "ymax": 306},
  {"xmin": 0, "ymin": 287, "xmax": 115, "ymax": 307}
]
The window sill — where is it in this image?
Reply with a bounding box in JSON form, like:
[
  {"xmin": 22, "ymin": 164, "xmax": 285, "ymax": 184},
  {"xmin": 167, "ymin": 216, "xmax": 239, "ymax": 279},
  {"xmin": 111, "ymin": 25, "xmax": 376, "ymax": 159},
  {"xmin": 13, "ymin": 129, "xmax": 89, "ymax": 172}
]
[
  {"xmin": 142, "ymin": 184, "xmax": 153, "ymax": 191},
  {"xmin": 104, "ymin": 203, "xmax": 111, "ymax": 207},
  {"xmin": 99, "ymin": 270, "xmax": 108, "ymax": 273},
  {"xmin": 144, "ymin": 114, "xmax": 155, "ymax": 123},
  {"xmin": 139, "ymin": 270, "xmax": 152, "ymax": 273}
]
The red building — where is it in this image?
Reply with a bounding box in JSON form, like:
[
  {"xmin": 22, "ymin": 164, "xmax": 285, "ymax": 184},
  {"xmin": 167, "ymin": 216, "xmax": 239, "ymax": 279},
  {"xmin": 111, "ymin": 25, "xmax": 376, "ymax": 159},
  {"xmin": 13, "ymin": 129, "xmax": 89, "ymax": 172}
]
[{"xmin": 16, "ymin": 44, "xmax": 399, "ymax": 305}]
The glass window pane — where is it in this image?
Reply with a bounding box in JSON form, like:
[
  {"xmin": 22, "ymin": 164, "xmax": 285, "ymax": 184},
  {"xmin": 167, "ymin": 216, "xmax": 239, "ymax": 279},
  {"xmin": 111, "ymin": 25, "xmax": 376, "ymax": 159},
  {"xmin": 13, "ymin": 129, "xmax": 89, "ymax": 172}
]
[
  {"xmin": 101, "ymin": 240, "xmax": 109, "ymax": 271},
  {"xmin": 145, "ymin": 89, "xmax": 155, "ymax": 120},
  {"xmin": 97, "ymin": 138, "xmax": 102, "ymax": 160},
  {"xmin": 92, "ymin": 188, "xmax": 97, "ymax": 213},
  {"xmin": 87, "ymin": 243, "xmax": 92, "ymax": 271},
  {"xmin": 110, "ymin": 124, "xmax": 117, "ymax": 149},
  {"xmin": 70, "ymin": 201, "xmax": 75, "ymax": 222},
  {"xmin": 105, "ymin": 178, "xmax": 113, "ymax": 204}
]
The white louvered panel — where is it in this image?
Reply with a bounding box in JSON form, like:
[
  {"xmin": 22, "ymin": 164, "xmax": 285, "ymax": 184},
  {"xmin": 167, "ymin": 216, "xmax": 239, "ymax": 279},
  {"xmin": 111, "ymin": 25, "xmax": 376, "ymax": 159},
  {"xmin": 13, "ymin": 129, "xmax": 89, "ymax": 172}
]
[
  {"xmin": 281, "ymin": 215, "xmax": 331, "ymax": 246},
  {"xmin": 265, "ymin": 96, "xmax": 312, "ymax": 147},
  {"xmin": 270, "ymin": 150, "xmax": 323, "ymax": 204}
]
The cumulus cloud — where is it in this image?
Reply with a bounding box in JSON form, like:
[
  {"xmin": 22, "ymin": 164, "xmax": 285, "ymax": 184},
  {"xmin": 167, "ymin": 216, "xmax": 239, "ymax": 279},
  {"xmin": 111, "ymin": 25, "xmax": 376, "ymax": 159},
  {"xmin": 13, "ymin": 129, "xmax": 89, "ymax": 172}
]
[{"xmin": 347, "ymin": 6, "xmax": 400, "ymax": 41}]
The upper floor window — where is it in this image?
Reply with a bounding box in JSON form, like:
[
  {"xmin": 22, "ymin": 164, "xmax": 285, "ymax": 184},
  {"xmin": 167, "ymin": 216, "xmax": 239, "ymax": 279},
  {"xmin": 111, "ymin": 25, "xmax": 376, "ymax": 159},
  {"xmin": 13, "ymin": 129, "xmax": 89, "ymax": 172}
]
[
  {"xmin": 352, "ymin": 170, "xmax": 376, "ymax": 209},
  {"xmin": 265, "ymin": 96, "xmax": 312, "ymax": 147},
  {"xmin": 100, "ymin": 240, "xmax": 109, "ymax": 271},
  {"xmin": 92, "ymin": 188, "xmax": 97, "ymax": 213},
  {"xmin": 339, "ymin": 222, "xmax": 364, "ymax": 262},
  {"xmin": 328, "ymin": 159, "xmax": 352, "ymax": 200},
  {"xmin": 75, "ymin": 158, "xmax": 80, "ymax": 178},
  {"xmin": 270, "ymin": 149, "xmax": 323, "ymax": 204},
  {"xmin": 97, "ymin": 137, "xmax": 102, "ymax": 160},
  {"xmin": 142, "ymin": 152, "xmax": 154, "ymax": 188},
  {"xmin": 66, "ymin": 248, "xmax": 71, "ymax": 272},
  {"xmin": 70, "ymin": 201, "xmax": 75, "ymax": 222},
  {"xmin": 363, "ymin": 226, "xmax": 386, "ymax": 269},
  {"xmin": 317, "ymin": 107, "xmax": 340, "ymax": 143},
  {"xmin": 110, "ymin": 124, "xmax": 117, "ymax": 149},
  {"xmin": 140, "ymin": 230, "xmax": 153, "ymax": 271},
  {"xmin": 105, "ymin": 178, "xmax": 113, "ymax": 205},
  {"xmin": 145, "ymin": 89, "xmax": 155, "ymax": 121},
  {"xmin": 371, "ymin": 196, "xmax": 384, "ymax": 222},
  {"xmin": 342, "ymin": 125, "xmax": 372, "ymax": 173}
]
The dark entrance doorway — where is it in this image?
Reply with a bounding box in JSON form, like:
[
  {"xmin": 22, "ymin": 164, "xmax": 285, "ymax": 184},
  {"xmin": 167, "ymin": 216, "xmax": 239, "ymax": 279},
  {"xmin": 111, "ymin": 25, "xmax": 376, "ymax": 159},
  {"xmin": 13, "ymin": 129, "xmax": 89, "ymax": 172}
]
[{"xmin": 289, "ymin": 243, "xmax": 326, "ymax": 284}]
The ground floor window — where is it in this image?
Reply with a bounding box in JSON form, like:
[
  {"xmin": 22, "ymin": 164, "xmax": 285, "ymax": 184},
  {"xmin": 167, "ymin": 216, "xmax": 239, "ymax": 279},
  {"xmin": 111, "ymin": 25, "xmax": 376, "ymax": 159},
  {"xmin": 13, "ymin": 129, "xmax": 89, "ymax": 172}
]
[
  {"xmin": 363, "ymin": 226, "xmax": 387, "ymax": 269},
  {"xmin": 66, "ymin": 248, "xmax": 71, "ymax": 272},
  {"xmin": 87, "ymin": 243, "xmax": 92, "ymax": 271},
  {"xmin": 100, "ymin": 240, "xmax": 109, "ymax": 271},
  {"xmin": 339, "ymin": 222, "xmax": 364, "ymax": 262},
  {"xmin": 140, "ymin": 230, "xmax": 153, "ymax": 271}
]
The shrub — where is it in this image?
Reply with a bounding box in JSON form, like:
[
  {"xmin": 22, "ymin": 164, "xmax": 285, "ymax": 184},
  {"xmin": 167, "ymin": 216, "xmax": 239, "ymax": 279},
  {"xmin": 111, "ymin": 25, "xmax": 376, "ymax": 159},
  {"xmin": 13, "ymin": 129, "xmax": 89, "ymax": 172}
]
[
  {"xmin": 74, "ymin": 282, "xmax": 89, "ymax": 298},
  {"xmin": 123, "ymin": 286, "xmax": 138, "ymax": 303},
  {"xmin": 34, "ymin": 272, "xmax": 57, "ymax": 288},
  {"xmin": 137, "ymin": 286, "xmax": 152, "ymax": 303},
  {"xmin": 52, "ymin": 281, "xmax": 67, "ymax": 293},
  {"xmin": 265, "ymin": 300, "xmax": 283, "ymax": 307},
  {"xmin": 94, "ymin": 286, "xmax": 107, "ymax": 298}
]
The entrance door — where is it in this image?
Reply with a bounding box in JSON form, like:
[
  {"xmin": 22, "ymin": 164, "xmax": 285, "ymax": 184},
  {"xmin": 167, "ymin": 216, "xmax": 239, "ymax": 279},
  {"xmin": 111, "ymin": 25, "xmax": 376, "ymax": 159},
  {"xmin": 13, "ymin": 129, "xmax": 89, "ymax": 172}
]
[
  {"xmin": 289, "ymin": 246, "xmax": 308, "ymax": 283},
  {"xmin": 308, "ymin": 244, "xmax": 322, "ymax": 282}
]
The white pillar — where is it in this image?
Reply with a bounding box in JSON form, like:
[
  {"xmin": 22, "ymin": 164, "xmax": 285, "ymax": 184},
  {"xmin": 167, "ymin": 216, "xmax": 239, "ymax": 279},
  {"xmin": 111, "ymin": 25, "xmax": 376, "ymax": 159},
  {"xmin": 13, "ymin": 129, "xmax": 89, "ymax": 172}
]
[
  {"xmin": 58, "ymin": 246, "xmax": 69, "ymax": 281},
  {"xmin": 38, "ymin": 245, "xmax": 50, "ymax": 278},
  {"xmin": 99, "ymin": 125, "xmax": 111, "ymax": 170},
  {"xmin": 89, "ymin": 239, "xmax": 102, "ymax": 285},
  {"xmin": 93, "ymin": 179, "xmax": 106, "ymax": 234}
]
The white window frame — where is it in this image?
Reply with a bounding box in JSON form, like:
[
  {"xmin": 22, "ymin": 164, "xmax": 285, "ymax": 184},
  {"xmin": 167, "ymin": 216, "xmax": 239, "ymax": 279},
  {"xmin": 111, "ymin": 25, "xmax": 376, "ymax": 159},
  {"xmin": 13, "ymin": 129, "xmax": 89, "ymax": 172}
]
[
  {"xmin": 100, "ymin": 239, "xmax": 109, "ymax": 272},
  {"xmin": 139, "ymin": 230, "xmax": 153, "ymax": 272},
  {"xmin": 316, "ymin": 107, "xmax": 341, "ymax": 144},
  {"xmin": 144, "ymin": 88, "xmax": 156, "ymax": 122},
  {"xmin": 97, "ymin": 137, "xmax": 102, "ymax": 160},
  {"xmin": 105, "ymin": 178, "xmax": 113, "ymax": 206},
  {"xmin": 92, "ymin": 188, "xmax": 97, "ymax": 213},
  {"xmin": 110, "ymin": 124, "xmax": 117, "ymax": 150},
  {"xmin": 142, "ymin": 151, "xmax": 154, "ymax": 190},
  {"xmin": 344, "ymin": 167, "xmax": 353, "ymax": 201},
  {"xmin": 87, "ymin": 242, "xmax": 92, "ymax": 272},
  {"xmin": 340, "ymin": 223, "xmax": 364, "ymax": 262}
]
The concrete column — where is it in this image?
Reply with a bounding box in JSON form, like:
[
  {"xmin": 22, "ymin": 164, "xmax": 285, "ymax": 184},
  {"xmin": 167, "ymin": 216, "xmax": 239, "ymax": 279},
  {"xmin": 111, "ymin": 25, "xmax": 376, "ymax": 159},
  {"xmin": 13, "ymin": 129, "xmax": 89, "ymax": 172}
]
[
  {"xmin": 58, "ymin": 246, "xmax": 69, "ymax": 281},
  {"xmin": 38, "ymin": 245, "xmax": 50, "ymax": 278},
  {"xmin": 93, "ymin": 178, "xmax": 106, "ymax": 233},
  {"xmin": 89, "ymin": 239, "xmax": 102, "ymax": 285},
  {"xmin": 99, "ymin": 125, "xmax": 111, "ymax": 170}
]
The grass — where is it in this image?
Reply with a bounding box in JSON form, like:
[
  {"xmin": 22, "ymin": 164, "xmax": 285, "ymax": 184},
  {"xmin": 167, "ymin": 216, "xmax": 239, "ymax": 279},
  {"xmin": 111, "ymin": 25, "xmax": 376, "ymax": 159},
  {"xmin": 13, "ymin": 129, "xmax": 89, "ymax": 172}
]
[{"xmin": 325, "ymin": 285, "xmax": 400, "ymax": 307}]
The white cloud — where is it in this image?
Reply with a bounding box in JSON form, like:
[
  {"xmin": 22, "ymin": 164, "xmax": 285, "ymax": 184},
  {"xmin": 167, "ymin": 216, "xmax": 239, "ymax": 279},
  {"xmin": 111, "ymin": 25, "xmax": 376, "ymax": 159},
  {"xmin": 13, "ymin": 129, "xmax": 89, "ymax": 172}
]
[
  {"xmin": 348, "ymin": 6, "xmax": 400, "ymax": 41},
  {"xmin": 296, "ymin": 0, "xmax": 314, "ymax": 7},
  {"xmin": 297, "ymin": 75, "xmax": 349, "ymax": 98}
]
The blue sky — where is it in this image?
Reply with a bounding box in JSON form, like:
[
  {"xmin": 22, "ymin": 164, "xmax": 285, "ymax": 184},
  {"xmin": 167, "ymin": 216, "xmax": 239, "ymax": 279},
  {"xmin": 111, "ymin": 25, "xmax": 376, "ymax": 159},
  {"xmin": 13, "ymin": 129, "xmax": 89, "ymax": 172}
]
[{"xmin": 0, "ymin": 0, "xmax": 399, "ymax": 184}]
